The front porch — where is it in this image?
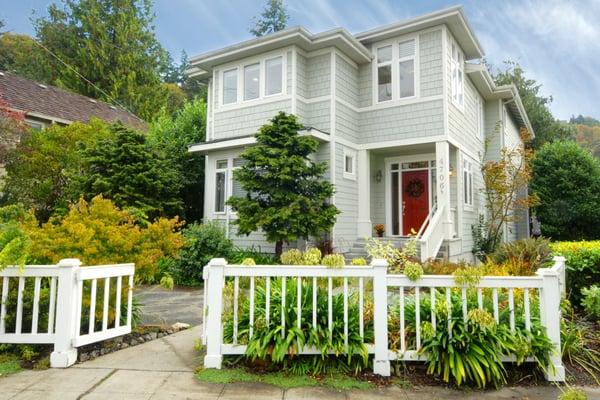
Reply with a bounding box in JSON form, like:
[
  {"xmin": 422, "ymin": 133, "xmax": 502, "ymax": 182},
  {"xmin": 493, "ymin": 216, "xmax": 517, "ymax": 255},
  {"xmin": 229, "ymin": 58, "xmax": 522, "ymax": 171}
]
[{"xmin": 352, "ymin": 141, "xmax": 462, "ymax": 261}]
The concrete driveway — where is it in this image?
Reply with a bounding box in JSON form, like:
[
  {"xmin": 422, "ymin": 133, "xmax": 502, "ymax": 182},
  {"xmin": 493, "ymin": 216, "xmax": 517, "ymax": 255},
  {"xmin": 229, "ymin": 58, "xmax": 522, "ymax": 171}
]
[{"xmin": 135, "ymin": 285, "xmax": 203, "ymax": 326}]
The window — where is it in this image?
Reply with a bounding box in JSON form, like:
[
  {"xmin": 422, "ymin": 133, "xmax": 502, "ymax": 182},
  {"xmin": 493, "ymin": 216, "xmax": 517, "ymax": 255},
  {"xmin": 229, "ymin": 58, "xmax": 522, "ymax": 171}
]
[
  {"xmin": 244, "ymin": 63, "xmax": 260, "ymax": 100},
  {"xmin": 25, "ymin": 120, "xmax": 44, "ymax": 130},
  {"xmin": 377, "ymin": 45, "xmax": 392, "ymax": 102},
  {"xmin": 215, "ymin": 160, "xmax": 228, "ymax": 212},
  {"xmin": 451, "ymin": 43, "xmax": 464, "ymax": 108},
  {"xmin": 265, "ymin": 56, "xmax": 283, "ymax": 96},
  {"xmin": 476, "ymin": 95, "xmax": 484, "ymax": 140},
  {"xmin": 398, "ymin": 40, "xmax": 415, "ymax": 98},
  {"xmin": 222, "ymin": 69, "xmax": 238, "ymax": 105},
  {"xmin": 463, "ymin": 158, "xmax": 473, "ymax": 207},
  {"xmin": 231, "ymin": 158, "xmax": 246, "ymax": 198},
  {"xmin": 343, "ymin": 149, "xmax": 356, "ymax": 180}
]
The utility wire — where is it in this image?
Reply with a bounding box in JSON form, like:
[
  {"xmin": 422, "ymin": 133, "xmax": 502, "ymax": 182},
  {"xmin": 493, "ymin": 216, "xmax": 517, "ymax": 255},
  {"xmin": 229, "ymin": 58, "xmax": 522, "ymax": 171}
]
[{"xmin": 31, "ymin": 39, "xmax": 133, "ymax": 113}]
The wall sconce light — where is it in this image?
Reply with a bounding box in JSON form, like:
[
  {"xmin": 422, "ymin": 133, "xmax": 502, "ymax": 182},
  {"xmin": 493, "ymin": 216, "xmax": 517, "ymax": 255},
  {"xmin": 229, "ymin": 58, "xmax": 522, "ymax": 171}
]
[
  {"xmin": 449, "ymin": 166, "xmax": 455, "ymax": 177},
  {"xmin": 374, "ymin": 170, "xmax": 382, "ymax": 183}
]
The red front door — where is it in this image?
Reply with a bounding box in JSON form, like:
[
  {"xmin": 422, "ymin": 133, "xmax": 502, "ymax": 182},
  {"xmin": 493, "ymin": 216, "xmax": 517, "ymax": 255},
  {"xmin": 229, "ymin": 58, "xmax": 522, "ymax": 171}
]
[{"xmin": 402, "ymin": 170, "xmax": 429, "ymax": 236}]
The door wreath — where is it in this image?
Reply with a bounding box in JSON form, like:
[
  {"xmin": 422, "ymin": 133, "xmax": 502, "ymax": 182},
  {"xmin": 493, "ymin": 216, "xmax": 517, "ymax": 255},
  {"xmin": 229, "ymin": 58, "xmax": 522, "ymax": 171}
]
[{"xmin": 406, "ymin": 179, "xmax": 425, "ymax": 198}]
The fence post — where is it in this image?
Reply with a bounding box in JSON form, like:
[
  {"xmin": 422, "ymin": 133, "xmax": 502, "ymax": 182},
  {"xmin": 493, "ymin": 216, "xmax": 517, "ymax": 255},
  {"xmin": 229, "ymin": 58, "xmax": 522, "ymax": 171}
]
[
  {"xmin": 371, "ymin": 258, "xmax": 390, "ymax": 376},
  {"xmin": 50, "ymin": 258, "xmax": 81, "ymax": 368},
  {"xmin": 204, "ymin": 258, "xmax": 227, "ymax": 369},
  {"xmin": 552, "ymin": 256, "xmax": 566, "ymax": 298},
  {"xmin": 536, "ymin": 265, "xmax": 565, "ymax": 381}
]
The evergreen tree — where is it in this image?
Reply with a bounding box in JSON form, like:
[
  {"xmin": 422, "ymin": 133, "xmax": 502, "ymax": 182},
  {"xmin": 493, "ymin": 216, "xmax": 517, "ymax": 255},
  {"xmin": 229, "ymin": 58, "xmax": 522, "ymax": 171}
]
[
  {"xmin": 33, "ymin": 0, "xmax": 171, "ymax": 120},
  {"xmin": 228, "ymin": 112, "xmax": 339, "ymax": 256},
  {"xmin": 249, "ymin": 0, "xmax": 289, "ymax": 37},
  {"xmin": 73, "ymin": 124, "xmax": 183, "ymax": 220}
]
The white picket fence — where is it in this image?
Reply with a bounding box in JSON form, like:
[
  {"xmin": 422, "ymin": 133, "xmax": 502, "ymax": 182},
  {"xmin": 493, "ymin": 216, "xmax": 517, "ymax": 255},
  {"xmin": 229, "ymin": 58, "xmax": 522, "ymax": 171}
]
[
  {"xmin": 202, "ymin": 256, "xmax": 566, "ymax": 381},
  {"xmin": 0, "ymin": 258, "xmax": 135, "ymax": 367}
]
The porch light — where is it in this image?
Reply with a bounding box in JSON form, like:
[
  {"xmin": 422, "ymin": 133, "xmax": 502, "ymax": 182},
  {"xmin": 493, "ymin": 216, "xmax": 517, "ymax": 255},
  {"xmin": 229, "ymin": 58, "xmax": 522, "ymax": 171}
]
[
  {"xmin": 449, "ymin": 166, "xmax": 455, "ymax": 177},
  {"xmin": 374, "ymin": 169, "xmax": 382, "ymax": 183}
]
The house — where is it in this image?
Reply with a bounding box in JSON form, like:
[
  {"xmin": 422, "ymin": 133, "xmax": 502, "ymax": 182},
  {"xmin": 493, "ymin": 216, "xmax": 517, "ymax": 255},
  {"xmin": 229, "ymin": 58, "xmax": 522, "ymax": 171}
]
[
  {"xmin": 187, "ymin": 6, "xmax": 532, "ymax": 262},
  {"xmin": 0, "ymin": 71, "xmax": 147, "ymax": 131}
]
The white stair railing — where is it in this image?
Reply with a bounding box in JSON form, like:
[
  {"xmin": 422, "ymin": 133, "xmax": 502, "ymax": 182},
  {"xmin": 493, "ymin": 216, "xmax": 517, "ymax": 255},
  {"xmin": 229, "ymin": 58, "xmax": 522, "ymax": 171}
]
[
  {"xmin": 418, "ymin": 204, "xmax": 446, "ymax": 262},
  {"xmin": 0, "ymin": 258, "xmax": 135, "ymax": 368}
]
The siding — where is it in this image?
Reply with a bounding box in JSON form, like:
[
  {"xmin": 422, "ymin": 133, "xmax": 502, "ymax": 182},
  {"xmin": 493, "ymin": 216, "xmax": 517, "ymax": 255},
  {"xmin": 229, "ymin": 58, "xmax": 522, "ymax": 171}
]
[
  {"xmin": 335, "ymin": 54, "xmax": 359, "ymax": 107},
  {"xmin": 334, "ymin": 144, "xmax": 358, "ymax": 250},
  {"xmin": 335, "ymin": 102, "xmax": 359, "ymax": 142},
  {"xmin": 419, "ymin": 30, "xmax": 443, "ymax": 98},
  {"xmin": 370, "ymin": 153, "xmax": 385, "ymax": 226},
  {"xmin": 306, "ymin": 53, "xmax": 331, "ymax": 98},
  {"xmin": 300, "ymin": 100, "xmax": 330, "ymax": 132},
  {"xmin": 212, "ymin": 99, "xmax": 292, "ymax": 140},
  {"xmin": 296, "ymin": 53, "xmax": 308, "ymax": 98},
  {"xmin": 358, "ymin": 63, "xmax": 372, "ymax": 108}
]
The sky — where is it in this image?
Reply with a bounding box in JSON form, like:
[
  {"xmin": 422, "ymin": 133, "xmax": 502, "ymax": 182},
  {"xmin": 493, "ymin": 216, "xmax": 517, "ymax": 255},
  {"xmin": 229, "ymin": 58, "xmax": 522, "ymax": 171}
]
[{"xmin": 1, "ymin": 0, "xmax": 599, "ymax": 121}]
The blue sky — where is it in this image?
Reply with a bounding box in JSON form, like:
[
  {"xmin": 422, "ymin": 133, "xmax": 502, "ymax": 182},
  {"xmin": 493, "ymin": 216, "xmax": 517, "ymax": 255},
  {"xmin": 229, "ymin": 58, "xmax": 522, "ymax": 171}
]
[{"xmin": 2, "ymin": 0, "xmax": 599, "ymax": 120}]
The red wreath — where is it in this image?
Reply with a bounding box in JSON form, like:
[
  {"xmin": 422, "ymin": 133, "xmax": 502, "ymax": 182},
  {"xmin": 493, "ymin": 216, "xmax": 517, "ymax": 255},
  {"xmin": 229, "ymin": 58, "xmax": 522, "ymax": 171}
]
[{"xmin": 406, "ymin": 179, "xmax": 424, "ymax": 197}]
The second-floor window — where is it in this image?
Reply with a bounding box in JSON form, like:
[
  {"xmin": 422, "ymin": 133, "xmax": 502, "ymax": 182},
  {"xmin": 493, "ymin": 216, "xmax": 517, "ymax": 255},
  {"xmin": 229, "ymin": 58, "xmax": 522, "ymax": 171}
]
[
  {"xmin": 375, "ymin": 38, "xmax": 417, "ymax": 103},
  {"xmin": 451, "ymin": 42, "xmax": 464, "ymax": 109},
  {"xmin": 221, "ymin": 55, "xmax": 283, "ymax": 106}
]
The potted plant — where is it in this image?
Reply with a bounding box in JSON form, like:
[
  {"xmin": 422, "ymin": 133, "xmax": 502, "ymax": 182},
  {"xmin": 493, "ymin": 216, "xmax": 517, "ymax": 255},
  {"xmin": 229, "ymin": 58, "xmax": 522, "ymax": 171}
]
[{"xmin": 373, "ymin": 224, "xmax": 385, "ymax": 238}]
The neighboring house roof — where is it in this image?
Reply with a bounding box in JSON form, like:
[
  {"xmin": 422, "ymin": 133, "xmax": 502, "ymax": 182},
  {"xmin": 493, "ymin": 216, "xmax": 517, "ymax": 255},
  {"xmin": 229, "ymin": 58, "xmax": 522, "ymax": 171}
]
[{"xmin": 0, "ymin": 71, "xmax": 148, "ymax": 131}]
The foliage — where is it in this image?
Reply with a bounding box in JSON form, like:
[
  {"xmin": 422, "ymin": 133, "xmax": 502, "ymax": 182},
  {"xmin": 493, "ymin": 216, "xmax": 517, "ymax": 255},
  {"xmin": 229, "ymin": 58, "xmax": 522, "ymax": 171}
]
[
  {"xmin": 0, "ymin": 33, "xmax": 54, "ymax": 84},
  {"xmin": 223, "ymin": 277, "xmax": 373, "ymax": 374},
  {"xmin": 321, "ymin": 254, "xmax": 345, "ymax": 269},
  {"xmin": 241, "ymin": 258, "xmax": 256, "ymax": 266},
  {"xmin": 0, "ymin": 96, "xmax": 27, "ymax": 165},
  {"xmin": 550, "ymin": 241, "xmax": 600, "ymax": 303},
  {"xmin": 302, "ymin": 247, "xmax": 322, "ymax": 265},
  {"xmin": 475, "ymin": 128, "xmax": 537, "ymax": 260},
  {"xmin": 423, "ymin": 259, "xmax": 468, "ymax": 275},
  {"xmin": 72, "ymin": 123, "xmax": 183, "ymax": 220},
  {"xmin": 561, "ymin": 306, "xmax": 600, "ymax": 384},
  {"xmin": 364, "ymin": 237, "xmax": 417, "ymax": 273},
  {"xmin": 580, "ymin": 286, "xmax": 600, "ymax": 320},
  {"xmin": 228, "ymin": 112, "xmax": 339, "ymax": 256},
  {"xmin": 148, "ymin": 99, "xmax": 207, "ymax": 222},
  {"xmin": 403, "ymin": 261, "xmax": 423, "ymax": 281},
  {"xmin": 23, "ymin": 196, "xmax": 183, "ymax": 284},
  {"xmin": 572, "ymin": 121, "xmax": 600, "ymax": 159},
  {"xmin": 1, "ymin": 119, "xmax": 112, "ymax": 222},
  {"xmin": 280, "ymin": 249, "xmax": 303, "ymax": 265},
  {"xmin": 228, "ymin": 247, "xmax": 276, "ymax": 265},
  {"xmin": 32, "ymin": 0, "xmax": 174, "ymax": 120},
  {"xmin": 350, "ymin": 257, "xmax": 367, "ymax": 266},
  {"xmin": 558, "ymin": 389, "xmax": 589, "ymax": 400},
  {"xmin": 249, "ymin": 0, "xmax": 289, "ymax": 37},
  {"xmin": 492, "ymin": 61, "xmax": 575, "ymax": 148},
  {"xmin": 531, "ymin": 141, "xmax": 600, "ymax": 240},
  {"xmin": 0, "ymin": 353, "xmax": 22, "ymax": 377},
  {"xmin": 0, "ymin": 204, "xmax": 32, "ymax": 269},
  {"xmin": 172, "ymin": 222, "xmax": 233, "ymax": 286},
  {"xmin": 490, "ymin": 237, "xmax": 552, "ymax": 275},
  {"xmin": 453, "ymin": 266, "xmax": 482, "ymax": 287}
]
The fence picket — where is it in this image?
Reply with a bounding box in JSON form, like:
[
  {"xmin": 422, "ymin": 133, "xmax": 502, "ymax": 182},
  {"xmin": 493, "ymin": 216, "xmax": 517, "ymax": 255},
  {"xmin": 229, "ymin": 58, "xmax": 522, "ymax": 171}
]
[
  {"xmin": 265, "ymin": 277, "xmax": 270, "ymax": 326},
  {"xmin": 343, "ymin": 278, "xmax": 348, "ymax": 350},
  {"xmin": 524, "ymin": 288, "xmax": 531, "ymax": 332},
  {"xmin": 89, "ymin": 279, "xmax": 97, "ymax": 334},
  {"xmin": 492, "ymin": 288, "xmax": 499, "ymax": 323},
  {"xmin": 328, "ymin": 277, "xmax": 332, "ymax": 334},
  {"xmin": 233, "ymin": 276, "xmax": 239, "ymax": 344},
  {"xmin": 477, "ymin": 288, "xmax": 483, "ymax": 309},
  {"xmin": 415, "ymin": 287, "xmax": 421, "ymax": 350},
  {"xmin": 249, "ymin": 277, "xmax": 255, "ymax": 339},
  {"xmin": 32, "ymin": 277, "xmax": 41, "ymax": 334},
  {"xmin": 358, "ymin": 277, "xmax": 364, "ymax": 339},
  {"xmin": 281, "ymin": 277, "xmax": 286, "ymax": 338},
  {"xmin": 102, "ymin": 278, "xmax": 110, "ymax": 331},
  {"xmin": 508, "ymin": 288, "xmax": 515, "ymax": 332},
  {"xmin": 399, "ymin": 287, "xmax": 405, "ymax": 352},
  {"xmin": 312, "ymin": 277, "xmax": 317, "ymax": 328},
  {"xmin": 461, "ymin": 287, "xmax": 467, "ymax": 322},
  {"xmin": 430, "ymin": 288, "xmax": 436, "ymax": 330},
  {"xmin": 1, "ymin": 277, "xmax": 9, "ymax": 334},
  {"xmin": 48, "ymin": 277, "xmax": 56, "ymax": 334},
  {"xmin": 116, "ymin": 276, "xmax": 122, "ymax": 329},
  {"xmin": 16, "ymin": 277, "xmax": 25, "ymax": 334},
  {"xmin": 127, "ymin": 274, "xmax": 133, "ymax": 327},
  {"xmin": 297, "ymin": 277, "xmax": 301, "ymax": 329}
]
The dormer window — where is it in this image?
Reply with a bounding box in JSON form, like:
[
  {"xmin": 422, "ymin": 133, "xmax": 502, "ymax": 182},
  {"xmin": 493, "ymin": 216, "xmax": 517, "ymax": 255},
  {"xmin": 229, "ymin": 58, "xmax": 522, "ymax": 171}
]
[{"xmin": 375, "ymin": 37, "xmax": 418, "ymax": 103}]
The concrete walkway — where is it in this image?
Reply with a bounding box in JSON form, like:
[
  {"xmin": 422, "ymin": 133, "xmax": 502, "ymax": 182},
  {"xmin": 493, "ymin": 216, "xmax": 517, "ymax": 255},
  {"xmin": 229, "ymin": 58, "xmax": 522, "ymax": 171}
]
[
  {"xmin": 1, "ymin": 325, "xmax": 599, "ymax": 399},
  {"xmin": 136, "ymin": 285, "xmax": 203, "ymax": 326}
]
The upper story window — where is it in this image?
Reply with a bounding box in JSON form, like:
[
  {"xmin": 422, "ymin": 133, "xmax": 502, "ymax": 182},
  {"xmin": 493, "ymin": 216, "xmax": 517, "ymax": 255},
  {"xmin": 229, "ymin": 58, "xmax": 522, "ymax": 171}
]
[
  {"xmin": 375, "ymin": 37, "xmax": 417, "ymax": 104},
  {"xmin": 220, "ymin": 54, "xmax": 284, "ymax": 107},
  {"xmin": 451, "ymin": 42, "xmax": 464, "ymax": 109},
  {"xmin": 222, "ymin": 69, "xmax": 238, "ymax": 105}
]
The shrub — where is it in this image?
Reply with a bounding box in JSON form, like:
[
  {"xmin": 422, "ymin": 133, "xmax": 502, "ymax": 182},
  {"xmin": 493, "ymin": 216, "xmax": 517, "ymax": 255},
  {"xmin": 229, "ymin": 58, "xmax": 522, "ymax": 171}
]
[
  {"xmin": 302, "ymin": 247, "xmax": 321, "ymax": 265},
  {"xmin": 172, "ymin": 222, "xmax": 233, "ymax": 286},
  {"xmin": 280, "ymin": 249, "xmax": 303, "ymax": 265},
  {"xmin": 558, "ymin": 389, "xmax": 588, "ymax": 400},
  {"xmin": 491, "ymin": 237, "xmax": 552, "ymax": 274},
  {"xmin": 22, "ymin": 196, "xmax": 183, "ymax": 284},
  {"xmin": 581, "ymin": 286, "xmax": 600, "ymax": 320},
  {"xmin": 364, "ymin": 237, "xmax": 417, "ymax": 273},
  {"xmin": 228, "ymin": 247, "xmax": 276, "ymax": 265},
  {"xmin": 550, "ymin": 240, "xmax": 600, "ymax": 302},
  {"xmin": 0, "ymin": 204, "xmax": 32, "ymax": 269},
  {"xmin": 350, "ymin": 257, "xmax": 367, "ymax": 266},
  {"xmin": 321, "ymin": 254, "xmax": 344, "ymax": 269},
  {"xmin": 403, "ymin": 261, "xmax": 423, "ymax": 281},
  {"xmin": 241, "ymin": 258, "xmax": 256, "ymax": 266}
]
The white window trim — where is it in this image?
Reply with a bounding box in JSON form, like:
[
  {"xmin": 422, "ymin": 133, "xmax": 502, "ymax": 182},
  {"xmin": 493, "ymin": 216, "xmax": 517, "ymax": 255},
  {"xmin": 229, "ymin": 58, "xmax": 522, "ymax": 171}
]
[
  {"xmin": 450, "ymin": 40, "xmax": 465, "ymax": 111},
  {"xmin": 462, "ymin": 155, "xmax": 474, "ymax": 210},
  {"xmin": 372, "ymin": 34, "xmax": 420, "ymax": 105},
  {"xmin": 476, "ymin": 94, "xmax": 485, "ymax": 141},
  {"xmin": 343, "ymin": 148, "xmax": 357, "ymax": 180},
  {"xmin": 214, "ymin": 160, "xmax": 228, "ymax": 214},
  {"xmin": 217, "ymin": 50, "xmax": 287, "ymax": 110}
]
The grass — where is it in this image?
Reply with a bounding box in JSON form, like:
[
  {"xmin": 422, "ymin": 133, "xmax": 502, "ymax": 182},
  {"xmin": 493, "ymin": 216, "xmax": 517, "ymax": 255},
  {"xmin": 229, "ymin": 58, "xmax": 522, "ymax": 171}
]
[
  {"xmin": 196, "ymin": 367, "xmax": 375, "ymax": 390},
  {"xmin": 0, "ymin": 354, "xmax": 22, "ymax": 377}
]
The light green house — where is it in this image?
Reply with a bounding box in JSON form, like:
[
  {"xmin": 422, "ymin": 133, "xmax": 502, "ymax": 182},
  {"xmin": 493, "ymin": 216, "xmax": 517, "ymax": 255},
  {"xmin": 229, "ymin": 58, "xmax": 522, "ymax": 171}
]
[{"xmin": 188, "ymin": 6, "xmax": 532, "ymax": 263}]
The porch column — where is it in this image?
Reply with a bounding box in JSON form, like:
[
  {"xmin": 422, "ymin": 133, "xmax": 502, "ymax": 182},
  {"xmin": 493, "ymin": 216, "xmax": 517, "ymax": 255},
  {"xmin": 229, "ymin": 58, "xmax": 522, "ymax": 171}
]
[
  {"xmin": 357, "ymin": 149, "xmax": 372, "ymax": 237},
  {"xmin": 435, "ymin": 141, "xmax": 453, "ymax": 238}
]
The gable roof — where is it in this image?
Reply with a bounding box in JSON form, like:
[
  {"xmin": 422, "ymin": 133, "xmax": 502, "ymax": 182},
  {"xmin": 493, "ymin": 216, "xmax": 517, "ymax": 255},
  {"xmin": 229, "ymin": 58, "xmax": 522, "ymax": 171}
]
[{"xmin": 0, "ymin": 71, "xmax": 148, "ymax": 131}]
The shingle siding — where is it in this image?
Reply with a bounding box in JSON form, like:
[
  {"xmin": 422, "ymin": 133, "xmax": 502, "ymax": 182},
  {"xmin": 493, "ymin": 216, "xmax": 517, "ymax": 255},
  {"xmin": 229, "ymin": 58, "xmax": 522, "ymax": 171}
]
[
  {"xmin": 306, "ymin": 53, "xmax": 331, "ymax": 98},
  {"xmin": 334, "ymin": 144, "xmax": 358, "ymax": 249},
  {"xmin": 212, "ymin": 99, "xmax": 292, "ymax": 140},
  {"xmin": 419, "ymin": 30, "xmax": 444, "ymax": 98}
]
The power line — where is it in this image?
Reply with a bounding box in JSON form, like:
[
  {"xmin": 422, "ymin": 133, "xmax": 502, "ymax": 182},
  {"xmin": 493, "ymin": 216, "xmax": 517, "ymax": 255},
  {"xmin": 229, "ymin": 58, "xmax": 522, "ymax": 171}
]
[{"xmin": 31, "ymin": 39, "xmax": 134, "ymax": 114}]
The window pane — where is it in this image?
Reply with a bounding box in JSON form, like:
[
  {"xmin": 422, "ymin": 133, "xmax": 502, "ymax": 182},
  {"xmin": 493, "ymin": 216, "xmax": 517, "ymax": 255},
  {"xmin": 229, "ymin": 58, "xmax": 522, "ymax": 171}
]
[
  {"xmin": 345, "ymin": 155, "xmax": 353, "ymax": 174},
  {"xmin": 232, "ymin": 178, "xmax": 245, "ymax": 198},
  {"xmin": 377, "ymin": 45, "xmax": 392, "ymax": 63},
  {"xmin": 399, "ymin": 40, "xmax": 415, "ymax": 58},
  {"xmin": 217, "ymin": 159, "xmax": 228, "ymax": 169},
  {"xmin": 378, "ymin": 65, "xmax": 392, "ymax": 102},
  {"xmin": 265, "ymin": 57, "xmax": 282, "ymax": 95},
  {"xmin": 215, "ymin": 171, "xmax": 226, "ymax": 212},
  {"xmin": 244, "ymin": 63, "xmax": 260, "ymax": 100},
  {"xmin": 391, "ymin": 171, "xmax": 399, "ymax": 235},
  {"xmin": 223, "ymin": 69, "xmax": 237, "ymax": 104},
  {"xmin": 399, "ymin": 59, "xmax": 414, "ymax": 98}
]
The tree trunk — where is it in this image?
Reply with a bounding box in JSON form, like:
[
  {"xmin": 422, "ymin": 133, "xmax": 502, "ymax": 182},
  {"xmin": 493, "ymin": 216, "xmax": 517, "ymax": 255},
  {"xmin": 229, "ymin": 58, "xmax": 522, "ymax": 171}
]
[{"xmin": 275, "ymin": 240, "xmax": 283, "ymax": 259}]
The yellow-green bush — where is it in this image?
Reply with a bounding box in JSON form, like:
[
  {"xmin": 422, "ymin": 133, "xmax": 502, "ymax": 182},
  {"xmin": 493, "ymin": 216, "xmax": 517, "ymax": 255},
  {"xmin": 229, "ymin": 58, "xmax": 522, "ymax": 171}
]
[
  {"xmin": 22, "ymin": 196, "xmax": 184, "ymax": 284},
  {"xmin": 550, "ymin": 241, "xmax": 600, "ymax": 302}
]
